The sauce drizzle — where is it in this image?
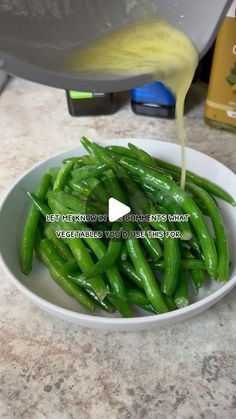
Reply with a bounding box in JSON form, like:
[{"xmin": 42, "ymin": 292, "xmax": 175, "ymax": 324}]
[{"xmin": 69, "ymin": 19, "xmax": 198, "ymax": 188}]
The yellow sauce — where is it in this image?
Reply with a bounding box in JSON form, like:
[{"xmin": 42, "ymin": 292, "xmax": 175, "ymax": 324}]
[{"xmin": 68, "ymin": 19, "xmax": 198, "ymax": 188}]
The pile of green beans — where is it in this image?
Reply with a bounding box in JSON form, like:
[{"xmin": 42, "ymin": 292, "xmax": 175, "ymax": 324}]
[{"xmin": 20, "ymin": 139, "xmax": 234, "ymax": 317}]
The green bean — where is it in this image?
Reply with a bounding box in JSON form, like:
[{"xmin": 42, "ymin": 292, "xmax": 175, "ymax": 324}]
[
  {"xmin": 81, "ymin": 139, "xmax": 130, "ymax": 189},
  {"xmin": 91, "ymin": 222, "xmax": 109, "ymax": 234},
  {"xmin": 67, "ymin": 270, "xmax": 115, "ymax": 312},
  {"xmin": 80, "ymin": 146, "xmax": 128, "ymax": 208},
  {"xmin": 121, "ymin": 176, "xmax": 166, "ymax": 232},
  {"xmin": 123, "ymin": 179, "xmax": 164, "ymax": 236},
  {"xmin": 188, "ymin": 194, "xmax": 211, "ymax": 217},
  {"xmin": 126, "ymin": 289, "xmax": 158, "ymax": 313},
  {"xmin": 142, "ymin": 182, "xmax": 193, "ymax": 241},
  {"xmin": 107, "ymin": 295, "xmax": 133, "ymax": 317},
  {"xmin": 123, "ymin": 179, "xmax": 163, "ymax": 262},
  {"xmin": 123, "ymin": 177, "xmax": 150, "ymax": 213},
  {"xmin": 83, "ymin": 177, "xmax": 110, "ymax": 204},
  {"xmin": 67, "ymin": 179, "xmax": 94, "ymax": 198},
  {"xmin": 71, "ymin": 163, "xmax": 108, "ymax": 181},
  {"xmin": 152, "ymin": 212, "xmax": 180, "ymax": 294},
  {"xmin": 142, "ymin": 224, "xmax": 163, "ymax": 262},
  {"xmin": 83, "ymin": 289, "xmax": 115, "ymax": 313},
  {"xmin": 185, "ymin": 182, "xmax": 229, "ymax": 281},
  {"xmin": 106, "ymin": 146, "xmax": 172, "ymax": 178},
  {"xmin": 191, "ymin": 269, "xmax": 206, "ymax": 291},
  {"xmin": 40, "ymin": 236, "xmax": 65, "ymax": 269},
  {"xmin": 28, "ymin": 193, "xmax": 108, "ymax": 300},
  {"xmin": 120, "ymin": 260, "xmax": 176, "ymax": 312},
  {"xmin": 64, "ymin": 187, "xmax": 87, "ymax": 202},
  {"xmin": 27, "ymin": 193, "xmax": 51, "ymax": 217},
  {"xmin": 143, "ymin": 180, "xmax": 201, "ymax": 253},
  {"xmin": 181, "ymin": 247, "xmax": 193, "ymax": 258},
  {"xmin": 63, "ymin": 258, "xmax": 79, "ymax": 274},
  {"xmin": 152, "ymin": 203, "xmax": 181, "ymax": 296},
  {"xmin": 78, "ymin": 234, "xmax": 126, "ymax": 300},
  {"xmin": 81, "ymin": 137, "xmax": 117, "ymax": 172},
  {"xmin": 120, "ymin": 242, "xmax": 128, "ymax": 261},
  {"xmin": 128, "ymin": 143, "xmax": 157, "ymax": 168},
  {"xmin": 106, "ymin": 145, "xmax": 134, "ymax": 159},
  {"xmin": 38, "ymin": 239, "xmax": 95, "ymax": 312},
  {"xmin": 49, "ymin": 167, "xmax": 60, "ymax": 181},
  {"xmin": 48, "ymin": 190, "xmax": 98, "ymax": 215},
  {"xmin": 21, "ymin": 174, "xmax": 51, "ymax": 275},
  {"xmin": 53, "ymin": 159, "xmax": 75, "ymax": 191},
  {"xmin": 150, "ymin": 259, "xmax": 206, "ymax": 271},
  {"xmin": 139, "ymin": 303, "xmax": 159, "ymax": 313},
  {"xmin": 187, "ymin": 235, "xmax": 202, "ymax": 255},
  {"xmin": 182, "ymin": 248, "xmax": 206, "ymax": 291},
  {"xmin": 68, "ymin": 272, "xmax": 93, "ymax": 290},
  {"xmin": 164, "ymin": 295, "xmax": 177, "ymax": 311},
  {"xmin": 124, "ymin": 221, "xmax": 169, "ymax": 313},
  {"xmin": 34, "ymin": 224, "xmax": 44, "ymax": 254},
  {"xmin": 49, "ymin": 245, "xmax": 114, "ymax": 314},
  {"xmin": 102, "ymin": 169, "xmax": 127, "ymax": 203},
  {"xmin": 75, "ymin": 155, "xmax": 98, "ymax": 166},
  {"xmin": 49, "ymin": 206, "xmax": 108, "ymax": 300},
  {"xmin": 119, "ymin": 260, "xmax": 143, "ymax": 289},
  {"xmin": 48, "ymin": 196, "xmax": 126, "ymax": 301},
  {"xmin": 107, "ymin": 143, "xmax": 235, "ymax": 206},
  {"xmin": 123, "ymin": 178, "xmax": 180, "ymax": 295},
  {"xmin": 153, "ymin": 157, "xmax": 236, "ymax": 206},
  {"xmin": 63, "ymin": 157, "xmax": 77, "ymax": 165},
  {"xmin": 87, "ymin": 166, "xmax": 167, "ymax": 309},
  {"xmin": 120, "ymin": 158, "xmax": 218, "ymax": 279},
  {"xmin": 137, "ymin": 181, "xmax": 200, "ymax": 253},
  {"xmin": 174, "ymin": 270, "xmax": 189, "ymax": 308},
  {"xmin": 44, "ymin": 223, "xmax": 74, "ymax": 261},
  {"xmin": 161, "ymin": 236, "xmax": 180, "ymax": 296},
  {"xmin": 120, "ymin": 261, "xmax": 177, "ymax": 311},
  {"xmin": 80, "ymin": 223, "xmax": 122, "ymax": 279},
  {"xmin": 58, "ymin": 236, "xmax": 107, "ymax": 300},
  {"xmin": 63, "ymin": 156, "xmax": 97, "ymax": 167},
  {"xmin": 86, "ymin": 200, "xmax": 108, "ymax": 215}
]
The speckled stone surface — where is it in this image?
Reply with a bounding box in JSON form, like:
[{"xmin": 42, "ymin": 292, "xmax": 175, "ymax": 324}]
[{"xmin": 0, "ymin": 78, "xmax": 235, "ymax": 419}]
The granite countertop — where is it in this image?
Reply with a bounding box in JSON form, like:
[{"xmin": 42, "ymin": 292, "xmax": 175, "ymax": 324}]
[{"xmin": 0, "ymin": 78, "xmax": 235, "ymax": 419}]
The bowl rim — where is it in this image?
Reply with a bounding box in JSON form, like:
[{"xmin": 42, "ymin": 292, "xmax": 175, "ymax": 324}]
[{"xmin": 0, "ymin": 138, "xmax": 236, "ymax": 326}]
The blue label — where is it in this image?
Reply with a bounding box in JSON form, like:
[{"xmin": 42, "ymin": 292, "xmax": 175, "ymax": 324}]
[{"xmin": 131, "ymin": 81, "xmax": 175, "ymax": 106}]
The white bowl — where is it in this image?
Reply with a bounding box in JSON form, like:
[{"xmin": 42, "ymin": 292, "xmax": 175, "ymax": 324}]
[{"xmin": 0, "ymin": 139, "xmax": 236, "ymax": 331}]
